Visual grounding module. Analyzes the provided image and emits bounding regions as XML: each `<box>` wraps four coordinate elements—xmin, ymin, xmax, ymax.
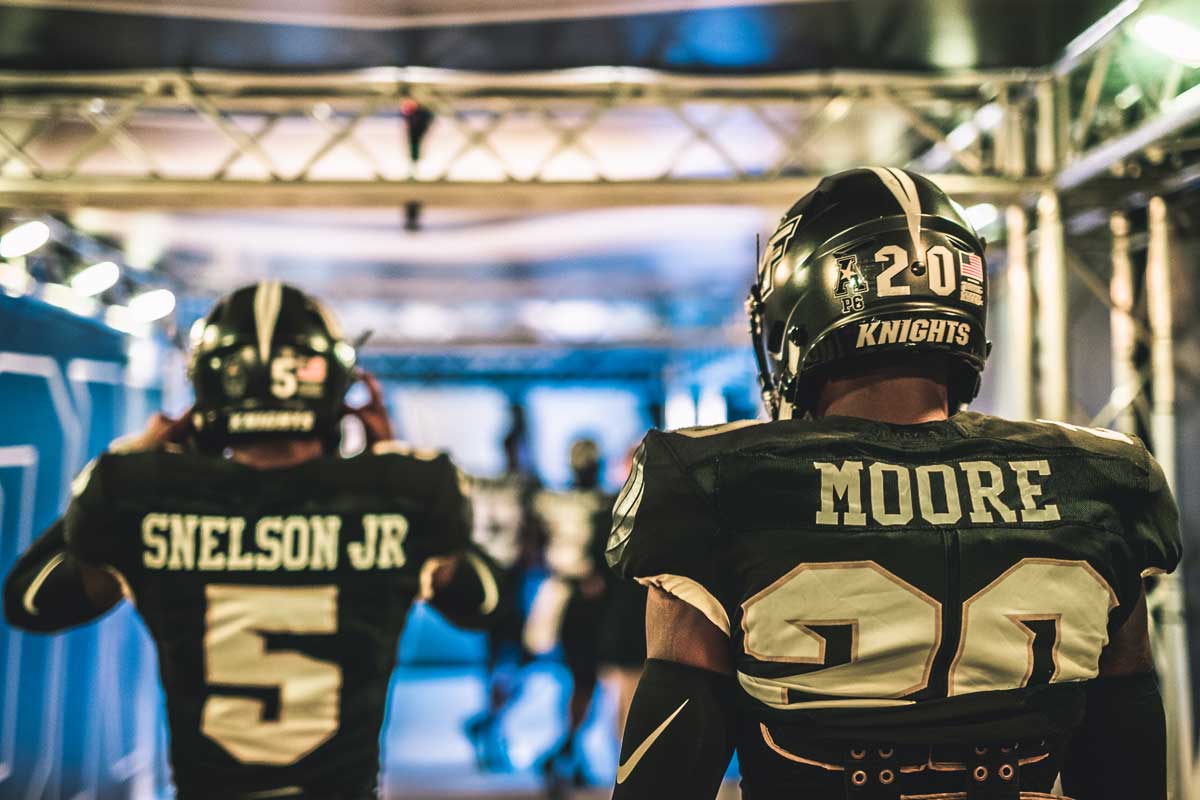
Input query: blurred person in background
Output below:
<box><xmin>607</xmin><ymin>168</ymin><xmax>1179</xmax><ymax>800</ymax></box>
<box><xmin>463</xmin><ymin>405</ymin><xmax>542</xmax><ymax>772</ymax></box>
<box><xmin>4</xmin><ymin>281</ymin><xmax>504</xmax><ymax>800</ymax></box>
<box><xmin>525</xmin><ymin>437</ymin><xmax>613</xmax><ymax>790</ymax></box>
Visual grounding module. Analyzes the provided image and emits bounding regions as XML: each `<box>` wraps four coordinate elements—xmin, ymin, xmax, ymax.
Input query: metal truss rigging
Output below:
<box><xmin>0</xmin><ymin>2</ymin><xmax>1194</xmax><ymax>209</ymax></box>
<box><xmin>0</xmin><ymin>66</ymin><xmax>1038</xmax><ymax>208</ymax></box>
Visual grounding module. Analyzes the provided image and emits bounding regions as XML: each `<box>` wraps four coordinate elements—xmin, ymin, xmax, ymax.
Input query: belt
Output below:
<box><xmin>758</xmin><ymin>723</ymin><xmax>1062</xmax><ymax>800</ymax></box>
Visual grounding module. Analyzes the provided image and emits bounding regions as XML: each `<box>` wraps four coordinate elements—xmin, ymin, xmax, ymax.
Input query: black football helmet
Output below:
<box><xmin>747</xmin><ymin>167</ymin><xmax>990</xmax><ymax>419</ymax></box>
<box><xmin>187</xmin><ymin>281</ymin><xmax>357</xmax><ymax>451</ymax></box>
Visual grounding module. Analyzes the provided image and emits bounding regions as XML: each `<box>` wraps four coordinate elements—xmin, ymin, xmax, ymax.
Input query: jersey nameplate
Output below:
<box><xmin>140</xmin><ymin>513</ymin><xmax>409</xmax><ymax>571</ymax></box>
<box><xmin>813</xmin><ymin>459</ymin><xmax>1060</xmax><ymax>527</ymax></box>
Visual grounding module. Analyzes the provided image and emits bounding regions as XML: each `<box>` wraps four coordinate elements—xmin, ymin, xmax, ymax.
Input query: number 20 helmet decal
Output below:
<box><xmin>188</xmin><ymin>281</ymin><xmax>357</xmax><ymax>450</ymax></box>
<box><xmin>746</xmin><ymin>167</ymin><xmax>991</xmax><ymax>419</ymax></box>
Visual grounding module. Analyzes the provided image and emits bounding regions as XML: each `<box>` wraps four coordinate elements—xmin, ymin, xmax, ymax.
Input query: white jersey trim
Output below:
<box><xmin>739</xmin><ymin>670</ymin><xmax>916</xmax><ymax>710</ymax></box>
<box><xmin>636</xmin><ymin>573</ymin><xmax>730</xmax><ymax>637</ymax></box>
<box><xmin>673</xmin><ymin>419</ymin><xmax>762</xmax><ymax>438</ymax></box>
<box><xmin>465</xmin><ymin>551</ymin><xmax>500</xmax><ymax>616</ymax></box>
<box><xmin>22</xmin><ymin>552</ymin><xmax>65</xmax><ymax>615</ymax></box>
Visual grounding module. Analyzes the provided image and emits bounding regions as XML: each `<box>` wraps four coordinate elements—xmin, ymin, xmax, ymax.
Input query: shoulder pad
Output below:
<box><xmin>963</xmin><ymin>413</ymin><xmax>1145</xmax><ymax>464</ymax></box>
<box><xmin>671</xmin><ymin>419</ymin><xmax>764</xmax><ymax>439</ymax></box>
<box><xmin>1027</xmin><ymin>418</ymin><xmax>1147</xmax><ymax>468</ymax></box>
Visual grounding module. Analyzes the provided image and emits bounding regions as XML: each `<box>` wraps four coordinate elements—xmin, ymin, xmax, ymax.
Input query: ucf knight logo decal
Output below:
<box><xmin>835</xmin><ymin>254</ymin><xmax>868</xmax><ymax>313</ymax></box>
<box><xmin>757</xmin><ymin>215</ymin><xmax>800</xmax><ymax>300</ymax></box>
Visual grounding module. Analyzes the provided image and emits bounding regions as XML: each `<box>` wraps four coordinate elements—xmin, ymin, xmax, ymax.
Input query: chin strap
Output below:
<box><xmin>746</xmin><ymin>285</ymin><xmax>780</xmax><ymax>419</ymax></box>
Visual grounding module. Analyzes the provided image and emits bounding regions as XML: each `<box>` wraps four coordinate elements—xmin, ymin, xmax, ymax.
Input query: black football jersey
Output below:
<box><xmin>64</xmin><ymin>446</ymin><xmax>471</xmax><ymax>798</ymax></box>
<box><xmin>609</xmin><ymin>412</ymin><xmax>1180</xmax><ymax>748</ymax></box>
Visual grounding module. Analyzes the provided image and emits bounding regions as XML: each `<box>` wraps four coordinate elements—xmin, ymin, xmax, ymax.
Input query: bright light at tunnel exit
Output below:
<box><xmin>1133</xmin><ymin>14</ymin><xmax>1200</xmax><ymax>67</ymax></box>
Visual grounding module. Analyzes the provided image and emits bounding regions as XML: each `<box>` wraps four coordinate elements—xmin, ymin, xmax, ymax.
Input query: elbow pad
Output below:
<box><xmin>1062</xmin><ymin>671</ymin><xmax>1165</xmax><ymax>800</ymax></box>
<box><xmin>613</xmin><ymin>658</ymin><xmax>735</xmax><ymax>799</ymax></box>
<box><xmin>3</xmin><ymin>520</ymin><xmax>110</xmax><ymax>633</ymax></box>
<box><xmin>427</xmin><ymin>549</ymin><xmax>502</xmax><ymax>630</ymax></box>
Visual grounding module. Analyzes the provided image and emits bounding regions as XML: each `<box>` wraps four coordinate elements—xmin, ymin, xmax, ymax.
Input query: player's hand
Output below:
<box><xmin>418</xmin><ymin>555</ymin><xmax>459</xmax><ymax>600</ymax></box>
<box><xmin>343</xmin><ymin>371</ymin><xmax>395</xmax><ymax>447</ymax></box>
<box><xmin>108</xmin><ymin>408</ymin><xmax>194</xmax><ymax>454</ymax></box>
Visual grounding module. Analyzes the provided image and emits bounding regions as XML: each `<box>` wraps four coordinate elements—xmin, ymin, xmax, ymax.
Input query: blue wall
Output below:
<box><xmin>0</xmin><ymin>295</ymin><xmax>171</xmax><ymax>800</ymax></box>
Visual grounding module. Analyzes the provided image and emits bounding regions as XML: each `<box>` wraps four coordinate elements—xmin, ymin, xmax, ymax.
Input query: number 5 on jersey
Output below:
<box><xmin>202</xmin><ymin>585</ymin><xmax>341</xmax><ymax>764</ymax></box>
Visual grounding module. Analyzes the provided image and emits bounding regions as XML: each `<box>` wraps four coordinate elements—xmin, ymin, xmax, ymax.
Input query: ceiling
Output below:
<box><xmin>0</xmin><ymin>0</ymin><xmax>1120</xmax><ymax>72</ymax></box>
<box><xmin>3</xmin><ymin>0</ymin><xmax>1192</xmax><ymax>374</ymax></box>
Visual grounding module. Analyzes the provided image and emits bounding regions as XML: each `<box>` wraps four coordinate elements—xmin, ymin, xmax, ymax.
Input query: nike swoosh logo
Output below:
<box><xmin>616</xmin><ymin>699</ymin><xmax>688</xmax><ymax>784</ymax></box>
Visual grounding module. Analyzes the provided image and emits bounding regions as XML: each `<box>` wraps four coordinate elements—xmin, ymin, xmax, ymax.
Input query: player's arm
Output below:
<box><xmin>1062</xmin><ymin>585</ymin><xmax>1165</xmax><ymax>799</ymax></box>
<box><xmin>5</xmin><ymin>411</ymin><xmax>192</xmax><ymax>634</ymax></box>
<box><xmin>421</xmin><ymin>546</ymin><xmax>503</xmax><ymax>630</ymax></box>
<box><xmin>416</xmin><ymin>455</ymin><xmax>505</xmax><ymax>630</ymax></box>
<box><xmin>1063</xmin><ymin>442</ymin><xmax>1183</xmax><ymax>800</ymax></box>
<box><xmin>3</xmin><ymin>518</ymin><xmax>122</xmax><ymax>632</ymax></box>
<box><xmin>607</xmin><ymin>431</ymin><xmax>734</xmax><ymax>798</ymax></box>
<box><xmin>613</xmin><ymin>586</ymin><xmax>735</xmax><ymax>799</ymax></box>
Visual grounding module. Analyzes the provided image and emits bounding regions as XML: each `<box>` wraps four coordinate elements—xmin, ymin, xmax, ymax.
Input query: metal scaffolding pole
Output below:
<box><xmin>1108</xmin><ymin>211</ymin><xmax>1137</xmax><ymax>434</ymax></box>
<box><xmin>1035</xmin><ymin>191</ymin><xmax>1069</xmax><ymax>420</ymax></box>
<box><xmin>1145</xmin><ymin>195</ymin><xmax>1194</xmax><ymax>800</ymax></box>
<box><xmin>1004</xmin><ymin>205</ymin><xmax>1033</xmax><ymax>420</ymax></box>
<box><xmin>1035</xmin><ymin>79</ymin><xmax>1058</xmax><ymax>177</ymax></box>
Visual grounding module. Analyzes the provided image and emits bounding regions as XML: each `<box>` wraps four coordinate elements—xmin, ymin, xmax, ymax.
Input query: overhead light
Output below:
<box><xmin>1133</xmin><ymin>14</ymin><xmax>1200</xmax><ymax>67</ymax></box>
<box><xmin>964</xmin><ymin>203</ymin><xmax>1000</xmax><ymax>230</ymax></box>
<box><xmin>128</xmin><ymin>288</ymin><xmax>176</xmax><ymax>322</ymax></box>
<box><xmin>42</xmin><ymin>283</ymin><xmax>98</xmax><ymax>317</ymax></box>
<box><xmin>0</xmin><ymin>221</ymin><xmax>51</xmax><ymax>259</ymax></box>
<box><xmin>70</xmin><ymin>260</ymin><xmax>120</xmax><ymax>297</ymax></box>
<box><xmin>105</xmin><ymin>304</ymin><xmax>148</xmax><ymax>336</ymax></box>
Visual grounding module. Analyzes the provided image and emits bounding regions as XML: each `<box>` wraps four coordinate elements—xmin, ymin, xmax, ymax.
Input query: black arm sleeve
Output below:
<box><xmin>3</xmin><ymin>519</ymin><xmax>118</xmax><ymax>633</ymax></box>
<box><xmin>612</xmin><ymin>658</ymin><xmax>735</xmax><ymax>800</ymax></box>
<box><xmin>427</xmin><ymin>455</ymin><xmax>473</xmax><ymax>554</ymax></box>
<box><xmin>1061</xmin><ymin>671</ymin><xmax>1166</xmax><ymax>800</ymax></box>
<box><xmin>427</xmin><ymin>545</ymin><xmax>504</xmax><ymax>630</ymax></box>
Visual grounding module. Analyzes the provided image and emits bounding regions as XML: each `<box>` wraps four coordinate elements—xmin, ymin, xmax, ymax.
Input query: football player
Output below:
<box><xmin>463</xmin><ymin>419</ymin><xmax>541</xmax><ymax>772</ymax></box>
<box><xmin>597</xmin><ymin>445</ymin><xmax>648</xmax><ymax>739</ymax></box>
<box><xmin>607</xmin><ymin>168</ymin><xmax>1180</xmax><ymax>800</ymax></box>
<box><xmin>529</xmin><ymin>438</ymin><xmax>614</xmax><ymax>786</ymax></box>
<box><xmin>4</xmin><ymin>282</ymin><xmax>502</xmax><ymax>800</ymax></box>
